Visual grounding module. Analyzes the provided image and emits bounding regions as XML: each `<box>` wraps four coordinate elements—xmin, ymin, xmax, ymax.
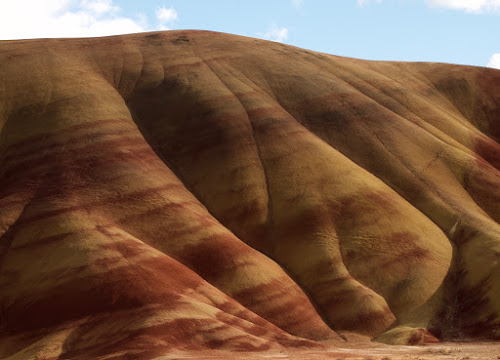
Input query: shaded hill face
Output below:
<box><xmin>0</xmin><ymin>30</ymin><xmax>499</xmax><ymax>359</ymax></box>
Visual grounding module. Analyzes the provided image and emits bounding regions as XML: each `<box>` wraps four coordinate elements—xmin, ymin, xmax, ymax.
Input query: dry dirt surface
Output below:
<box><xmin>133</xmin><ymin>342</ymin><xmax>500</xmax><ymax>359</ymax></box>
<box><xmin>0</xmin><ymin>30</ymin><xmax>500</xmax><ymax>359</ymax></box>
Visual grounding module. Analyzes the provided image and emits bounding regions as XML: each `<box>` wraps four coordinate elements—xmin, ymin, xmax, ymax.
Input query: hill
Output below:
<box><xmin>1</xmin><ymin>30</ymin><xmax>499</xmax><ymax>359</ymax></box>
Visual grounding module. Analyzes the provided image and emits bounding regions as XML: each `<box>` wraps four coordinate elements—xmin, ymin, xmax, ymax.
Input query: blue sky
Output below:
<box><xmin>0</xmin><ymin>0</ymin><xmax>498</xmax><ymax>68</ymax></box>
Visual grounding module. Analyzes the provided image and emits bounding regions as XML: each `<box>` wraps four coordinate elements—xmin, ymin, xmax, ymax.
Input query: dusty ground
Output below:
<box><xmin>156</xmin><ymin>343</ymin><xmax>500</xmax><ymax>360</ymax></box>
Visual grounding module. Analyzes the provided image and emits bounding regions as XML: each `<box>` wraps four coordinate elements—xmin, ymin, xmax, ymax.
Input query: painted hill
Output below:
<box><xmin>0</xmin><ymin>30</ymin><xmax>499</xmax><ymax>359</ymax></box>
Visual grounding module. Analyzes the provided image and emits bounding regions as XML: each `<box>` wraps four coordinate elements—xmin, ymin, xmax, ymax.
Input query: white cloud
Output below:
<box><xmin>81</xmin><ymin>0</ymin><xmax>118</xmax><ymax>15</ymax></box>
<box><xmin>156</xmin><ymin>7</ymin><xmax>178</xmax><ymax>24</ymax></box>
<box><xmin>357</xmin><ymin>0</ymin><xmax>382</xmax><ymax>7</ymax></box>
<box><xmin>155</xmin><ymin>6</ymin><xmax>177</xmax><ymax>30</ymax></box>
<box><xmin>488</xmin><ymin>54</ymin><xmax>500</xmax><ymax>69</ymax></box>
<box><xmin>259</xmin><ymin>26</ymin><xmax>288</xmax><ymax>43</ymax></box>
<box><xmin>292</xmin><ymin>0</ymin><xmax>304</xmax><ymax>9</ymax></box>
<box><xmin>357</xmin><ymin>0</ymin><xmax>500</xmax><ymax>12</ymax></box>
<box><xmin>0</xmin><ymin>0</ymin><xmax>147</xmax><ymax>40</ymax></box>
<box><xmin>425</xmin><ymin>0</ymin><xmax>500</xmax><ymax>12</ymax></box>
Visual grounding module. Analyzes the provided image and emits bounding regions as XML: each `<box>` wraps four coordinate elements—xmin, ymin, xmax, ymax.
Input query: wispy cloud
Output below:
<box><xmin>0</xmin><ymin>0</ymin><xmax>146</xmax><ymax>39</ymax></box>
<box><xmin>156</xmin><ymin>7</ymin><xmax>177</xmax><ymax>24</ymax></box>
<box><xmin>357</xmin><ymin>0</ymin><xmax>382</xmax><ymax>7</ymax></box>
<box><xmin>426</xmin><ymin>0</ymin><xmax>500</xmax><ymax>13</ymax></box>
<box><xmin>292</xmin><ymin>0</ymin><xmax>304</xmax><ymax>9</ymax></box>
<box><xmin>80</xmin><ymin>0</ymin><xmax>118</xmax><ymax>15</ymax></box>
<box><xmin>155</xmin><ymin>6</ymin><xmax>178</xmax><ymax>30</ymax></box>
<box><xmin>259</xmin><ymin>25</ymin><xmax>288</xmax><ymax>43</ymax></box>
<box><xmin>358</xmin><ymin>0</ymin><xmax>500</xmax><ymax>12</ymax></box>
<box><xmin>488</xmin><ymin>54</ymin><xmax>500</xmax><ymax>69</ymax></box>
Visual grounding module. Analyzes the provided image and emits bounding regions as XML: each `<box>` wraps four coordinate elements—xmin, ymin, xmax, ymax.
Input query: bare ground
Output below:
<box><xmin>155</xmin><ymin>343</ymin><xmax>500</xmax><ymax>360</ymax></box>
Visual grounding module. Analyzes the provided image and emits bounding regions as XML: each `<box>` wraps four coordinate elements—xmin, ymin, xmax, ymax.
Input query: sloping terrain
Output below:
<box><xmin>0</xmin><ymin>30</ymin><xmax>499</xmax><ymax>359</ymax></box>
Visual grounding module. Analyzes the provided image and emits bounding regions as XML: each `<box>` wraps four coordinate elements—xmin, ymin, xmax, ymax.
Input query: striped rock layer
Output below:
<box><xmin>0</xmin><ymin>30</ymin><xmax>499</xmax><ymax>359</ymax></box>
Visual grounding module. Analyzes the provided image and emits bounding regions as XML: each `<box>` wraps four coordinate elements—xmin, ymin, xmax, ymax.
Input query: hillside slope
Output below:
<box><xmin>0</xmin><ymin>30</ymin><xmax>499</xmax><ymax>359</ymax></box>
